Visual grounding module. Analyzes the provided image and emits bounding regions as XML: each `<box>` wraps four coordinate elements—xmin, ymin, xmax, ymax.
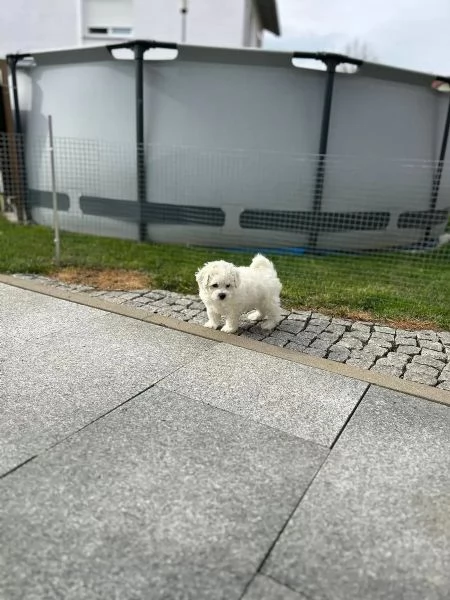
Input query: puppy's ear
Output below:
<box><xmin>195</xmin><ymin>266</ymin><xmax>209</xmax><ymax>288</ymax></box>
<box><xmin>232</xmin><ymin>267</ymin><xmax>240</xmax><ymax>288</ymax></box>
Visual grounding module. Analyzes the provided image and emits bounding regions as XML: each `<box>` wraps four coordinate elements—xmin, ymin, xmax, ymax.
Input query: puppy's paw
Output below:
<box><xmin>260</xmin><ymin>320</ymin><xmax>277</xmax><ymax>331</ymax></box>
<box><xmin>221</xmin><ymin>324</ymin><xmax>238</xmax><ymax>334</ymax></box>
<box><xmin>204</xmin><ymin>320</ymin><xmax>219</xmax><ymax>329</ymax></box>
<box><xmin>247</xmin><ymin>310</ymin><xmax>262</xmax><ymax>321</ymax></box>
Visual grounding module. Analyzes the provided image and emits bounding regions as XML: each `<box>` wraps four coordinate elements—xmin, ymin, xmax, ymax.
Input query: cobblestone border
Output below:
<box><xmin>12</xmin><ymin>274</ymin><xmax>450</xmax><ymax>390</ymax></box>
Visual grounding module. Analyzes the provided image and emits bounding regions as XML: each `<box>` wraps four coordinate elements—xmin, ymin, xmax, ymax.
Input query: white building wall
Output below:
<box><xmin>0</xmin><ymin>0</ymin><xmax>262</xmax><ymax>56</ymax></box>
<box><xmin>133</xmin><ymin>0</ymin><xmax>245</xmax><ymax>47</ymax></box>
<box><xmin>0</xmin><ymin>0</ymin><xmax>80</xmax><ymax>55</ymax></box>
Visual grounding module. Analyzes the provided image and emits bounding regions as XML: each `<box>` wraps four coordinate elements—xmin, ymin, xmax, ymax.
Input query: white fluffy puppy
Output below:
<box><xmin>195</xmin><ymin>254</ymin><xmax>282</xmax><ymax>334</ymax></box>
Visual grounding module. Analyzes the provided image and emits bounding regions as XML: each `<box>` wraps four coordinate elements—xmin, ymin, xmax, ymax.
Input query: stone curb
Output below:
<box><xmin>2</xmin><ymin>273</ymin><xmax>450</xmax><ymax>409</ymax></box>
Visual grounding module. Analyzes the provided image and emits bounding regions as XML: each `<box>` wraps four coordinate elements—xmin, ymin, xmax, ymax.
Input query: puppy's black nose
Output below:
<box><xmin>218</xmin><ymin>293</ymin><xmax>226</xmax><ymax>300</ymax></box>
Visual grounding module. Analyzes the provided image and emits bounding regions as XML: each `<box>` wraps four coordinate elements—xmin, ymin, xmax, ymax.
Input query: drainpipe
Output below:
<box><xmin>6</xmin><ymin>52</ymin><xmax>32</xmax><ymax>222</ymax></box>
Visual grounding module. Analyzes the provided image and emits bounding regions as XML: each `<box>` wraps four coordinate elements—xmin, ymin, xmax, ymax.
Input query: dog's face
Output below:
<box><xmin>195</xmin><ymin>261</ymin><xmax>240</xmax><ymax>304</ymax></box>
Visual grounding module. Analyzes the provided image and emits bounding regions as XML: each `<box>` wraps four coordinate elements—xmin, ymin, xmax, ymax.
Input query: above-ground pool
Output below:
<box><xmin>11</xmin><ymin>42</ymin><xmax>450</xmax><ymax>251</ymax></box>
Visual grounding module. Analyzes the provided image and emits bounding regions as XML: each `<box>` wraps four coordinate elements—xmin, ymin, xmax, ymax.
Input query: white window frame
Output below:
<box><xmin>81</xmin><ymin>0</ymin><xmax>134</xmax><ymax>40</ymax></box>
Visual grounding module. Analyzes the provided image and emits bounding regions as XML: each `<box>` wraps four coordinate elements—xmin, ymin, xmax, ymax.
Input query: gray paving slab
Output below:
<box><xmin>0</xmin><ymin>282</ymin><xmax>107</xmax><ymax>348</ymax></box>
<box><xmin>263</xmin><ymin>386</ymin><xmax>450</xmax><ymax>600</ymax></box>
<box><xmin>1</xmin><ymin>290</ymin><xmax>216</xmax><ymax>475</ymax></box>
<box><xmin>0</xmin><ymin>386</ymin><xmax>327</xmax><ymax>600</ymax></box>
<box><xmin>160</xmin><ymin>343</ymin><xmax>368</xmax><ymax>447</ymax></box>
<box><xmin>242</xmin><ymin>575</ymin><xmax>307</xmax><ymax>599</ymax></box>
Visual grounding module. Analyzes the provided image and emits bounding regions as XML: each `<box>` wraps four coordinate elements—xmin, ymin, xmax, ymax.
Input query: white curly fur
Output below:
<box><xmin>195</xmin><ymin>254</ymin><xmax>282</xmax><ymax>334</ymax></box>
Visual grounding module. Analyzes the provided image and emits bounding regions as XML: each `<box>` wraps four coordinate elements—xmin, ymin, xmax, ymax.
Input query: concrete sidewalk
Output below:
<box><xmin>1</xmin><ymin>281</ymin><xmax>449</xmax><ymax>600</ymax></box>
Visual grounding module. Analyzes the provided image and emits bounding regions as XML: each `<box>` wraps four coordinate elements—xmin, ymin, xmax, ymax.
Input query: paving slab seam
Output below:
<box><xmin>2</xmin><ymin>274</ymin><xmax>450</xmax><ymax>409</ymax></box>
<box><xmin>240</xmin><ymin>447</ymin><xmax>330</xmax><ymax>599</ymax></box>
<box><xmin>0</xmin><ymin>384</ymin><xmax>156</xmax><ymax>481</ymax></box>
<box><xmin>1</xmin><ymin>348</ymin><xmax>226</xmax><ymax>480</ymax></box>
<box><xmin>260</xmin><ymin>574</ymin><xmax>313</xmax><ymax>600</ymax></box>
<box><xmin>329</xmin><ymin>384</ymin><xmax>371</xmax><ymax>450</ymax></box>
<box><xmin>0</xmin><ymin>455</ymin><xmax>37</xmax><ymax>481</ymax></box>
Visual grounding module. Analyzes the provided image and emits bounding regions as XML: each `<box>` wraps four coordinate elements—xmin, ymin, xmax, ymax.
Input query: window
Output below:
<box><xmin>83</xmin><ymin>0</ymin><xmax>133</xmax><ymax>38</ymax></box>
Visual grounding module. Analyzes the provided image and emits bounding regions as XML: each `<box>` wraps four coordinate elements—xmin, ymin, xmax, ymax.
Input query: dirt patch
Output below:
<box><xmin>313</xmin><ymin>307</ymin><xmax>438</xmax><ymax>331</ymax></box>
<box><xmin>51</xmin><ymin>267</ymin><xmax>152</xmax><ymax>291</ymax></box>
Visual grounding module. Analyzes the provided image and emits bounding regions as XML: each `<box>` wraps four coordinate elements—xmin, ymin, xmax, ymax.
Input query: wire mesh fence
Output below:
<box><xmin>1</xmin><ymin>132</ymin><xmax>449</xmax><ymax>325</ymax></box>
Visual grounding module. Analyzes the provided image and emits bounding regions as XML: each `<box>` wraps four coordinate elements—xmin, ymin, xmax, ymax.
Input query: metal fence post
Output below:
<box><xmin>426</xmin><ymin>83</ymin><xmax>450</xmax><ymax>243</ymax></box>
<box><xmin>293</xmin><ymin>52</ymin><xmax>362</xmax><ymax>250</ymax></box>
<box><xmin>48</xmin><ymin>115</ymin><xmax>60</xmax><ymax>265</ymax></box>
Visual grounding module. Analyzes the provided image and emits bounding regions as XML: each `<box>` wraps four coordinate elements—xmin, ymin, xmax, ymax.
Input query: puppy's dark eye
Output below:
<box><xmin>226</xmin><ymin>284</ymin><xmax>230</xmax><ymax>288</ymax></box>
<box><xmin>212</xmin><ymin>283</ymin><xmax>218</xmax><ymax>288</ymax></box>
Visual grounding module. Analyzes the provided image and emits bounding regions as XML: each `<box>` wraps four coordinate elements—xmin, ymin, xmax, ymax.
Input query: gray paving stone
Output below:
<box><xmin>287</xmin><ymin>311</ymin><xmax>311</xmax><ymax>321</ymax></box>
<box><xmin>302</xmin><ymin>347</ymin><xmax>327</xmax><ymax>358</ymax></box>
<box><xmin>396</xmin><ymin>345</ymin><xmax>420</xmax><ymax>355</ymax></box>
<box><xmin>439</xmin><ymin>331</ymin><xmax>450</xmax><ymax>345</ymax></box>
<box><xmin>294</xmin><ymin>332</ymin><xmax>316</xmax><ymax>346</ymax></box>
<box><xmin>179</xmin><ymin>308</ymin><xmax>201</xmax><ymax>320</ymax></box>
<box><xmin>405</xmin><ymin>363</ymin><xmax>439</xmax><ymax>376</ymax></box>
<box><xmin>327</xmin><ymin>350</ymin><xmax>350</xmax><ymax>363</ymax></box>
<box><xmin>335</xmin><ymin>336</ymin><xmax>364</xmax><ymax>350</ymax></box>
<box><xmin>0</xmin><ymin>387</ymin><xmax>327</xmax><ymax>600</ymax></box>
<box><xmin>418</xmin><ymin>340</ymin><xmax>443</xmax><ymax>352</ymax></box>
<box><xmin>265</xmin><ymin>337</ymin><xmax>289</xmax><ymax>347</ymax></box>
<box><xmin>171</xmin><ymin>297</ymin><xmax>192</xmax><ymax>307</ymax></box>
<box><xmin>89</xmin><ymin>290</ymin><xmax>109</xmax><ymax>297</ymax></box>
<box><xmin>395</xmin><ymin>336</ymin><xmax>418</xmax><ymax>347</ymax></box>
<box><xmin>325</xmin><ymin>324</ymin><xmax>346</xmax><ymax>336</ymax></box>
<box><xmin>416</xmin><ymin>330</ymin><xmax>438</xmax><ymax>341</ymax></box>
<box><xmin>277</xmin><ymin>320</ymin><xmax>307</xmax><ymax>335</ymax></box>
<box><xmin>161</xmin><ymin>344</ymin><xmax>367</xmax><ymax>447</ymax></box>
<box><xmin>311</xmin><ymin>313</ymin><xmax>331</xmax><ymax>321</ymax></box>
<box><xmin>411</xmin><ymin>354</ymin><xmax>447</xmax><ymax>370</ymax></box>
<box><xmin>0</xmin><ymin>283</ymin><xmax>107</xmax><ymax>348</ymax></box>
<box><xmin>242</xmin><ymin>575</ymin><xmax>307</xmax><ymax>599</ymax></box>
<box><xmin>331</xmin><ymin>318</ymin><xmax>352</xmax><ymax>328</ymax></box>
<box><xmin>373</xmin><ymin>325</ymin><xmax>396</xmax><ymax>334</ymax></box>
<box><xmin>370</xmin><ymin>365</ymin><xmax>403</xmax><ymax>377</ymax></box>
<box><xmin>359</xmin><ymin>345</ymin><xmax>387</xmax><ymax>359</ymax></box>
<box><xmin>438</xmin><ymin>365</ymin><xmax>450</xmax><ymax>380</ymax></box>
<box><xmin>285</xmin><ymin>341</ymin><xmax>308</xmax><ymax>352</ymax></box>
<box><xmin>437</xmin><ymin>381</ymin><xmax>450</xmax><ymax>390</ymax></box>
<box><xmin>264</xmin><ymin>386</ymin><xmax>450</xmax><ymax>600</ymax></box>
<box><xmin>371</xmin><ymin>332</ymin><xmax>395</xmax><ymax>342</ymax></box>
<box><xmin>329</xmin><ymin>345</ymin><xmax>351</xmax><ymax>360</ymax></box>
<box><xmin>351</xmin><ymin>322</ymin><xmax>372</xmax><ymax>332</ymax></box>
<box><xmin>304</xmin><ymin>324</ymin><xmax>328</xmax><ymax>336</ymax></box>
<box><xmin>346</xmin><ymin>357</ymin><xmax>375</xmax><ymax>369</ymax></box>
<box><xmin>349</xmin><ymin>329</ymin><xmax>371</xmax><ymax>342</ymax></box>
<box><xmin>421</xmin><ymin>349</ymin><xmax>447</xmax><ymax>361</ymax></box>
<box><xmin>143</xmin><ymin>291</ymin><xmax>165</xmax><ymax>300</ymax></box>
<box><xmin>309</xmin><ymin>339</ymin><xmax>333</xmax><ymax>351</ymax></box>
<box><xmin>309</xmin><ymin>317</ymin><xmax>330</xmax><ymax>327</ymax></box>
<box><xmin>189</xmin><ymin>301</ymin><xmax>205</xmax><ymax>310</ymax></box>
<box><xmin>403</xmin><ymin>371</ymin><xmax>438</xmax><ymax>386</ymax></box>
<box><xmin>127</xmin><ymin>297</ymin><xmax>153</xmax><ymax>306</ymax></box>
<box><xmin>317</xmin><ymin>331</ymin><xmax>341</xmax><ymax>345</ymax></box>
<box><xmin>266</xmin><ymin>330</ymin><xmax>295</xmax><ymax>343</ymax></box>
<box><xmin>240</xmin><ymin>330</ymin><xmax>266</xmax><ymax>341</ymax></box>
<box><xmin>1</xmin><ymin>306</ymin><xmax>216</xmax><ymax>476</ymax></box>
<box><xmin>367</xmin><ymin>337</ymin><xmax>393</xmax><ymax>349</ymax></box>
<box><xmin>395</xmin><ymin>330</ymin><xmax>417</xmax><ymax>338</ymax></box>
<box><xmin>375</xmin><ymin>353</ymin><xmax>409</xmax><ymax>367</ymax></box>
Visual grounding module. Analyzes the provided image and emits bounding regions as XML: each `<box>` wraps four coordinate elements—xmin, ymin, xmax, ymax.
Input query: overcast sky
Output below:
<box><xmin>264</xmin><ymin>0</ymin><xmax>450</xmax><ymax>75</ymax></box>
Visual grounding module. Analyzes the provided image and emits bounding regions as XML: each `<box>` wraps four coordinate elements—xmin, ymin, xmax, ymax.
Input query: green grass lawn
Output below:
<box><xmin>1</xmin><ymin>216</ymin><xmax>450</xmax><ymax>329</ymax></box>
